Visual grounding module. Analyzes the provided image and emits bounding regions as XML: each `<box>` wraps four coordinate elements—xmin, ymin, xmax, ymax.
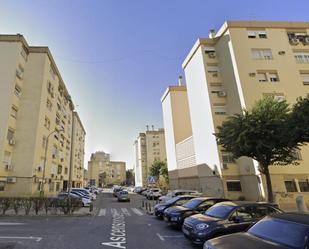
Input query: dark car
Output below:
<box><xmin>154</xmin><ymin>195</ymin><xmax>198</xmax><ymax>218</ymax></box>
<box><xmin>204</xmin><ymin>213</ymin><xmax>309</xmax><ymax>249</ymax></box>
<box><xmin>163</xmin><ymin>197</ymin><xmax>228</xmax><ymax>227</ymax></box>
<box><xmin>182</xmin><ymin>201</ymin><xmax>282</xmax><ymax>245</ymax></box>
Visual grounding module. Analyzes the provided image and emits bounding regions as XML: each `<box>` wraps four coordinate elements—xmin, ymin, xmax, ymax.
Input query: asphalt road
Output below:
<box><xmin>0</xmin><ymin>192</ymin><xmax>196</xmax><ymax>249</ymax></box>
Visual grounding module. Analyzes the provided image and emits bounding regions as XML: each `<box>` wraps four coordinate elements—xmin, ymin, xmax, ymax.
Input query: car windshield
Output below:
<box><xmin>249</xmin><ymin>218</ymin><xmax>309</xmax><ymax>248</ymax></box>
<box><xmin>166</xmin><ymin>193</ymin><xmax>174</xmax><ymax>198</ymax></box>
<box><xmin>182</xmin><ymin>199</ymin><xmax>203</xmax><ymax>209</ymax></box>
<box><xmin>120</xmin><ymin>191</ymin><xmax>128</xmax><ymax>195</ymax></box>
<box><xmin>165</xmin><ymin>196</ymin><xmax>181</xmax><ymax>205</ymax></box>
<box><xmin>204</xmin><ymin>205</ymin><xmax>235</xmax><ymax>219</ymax></box>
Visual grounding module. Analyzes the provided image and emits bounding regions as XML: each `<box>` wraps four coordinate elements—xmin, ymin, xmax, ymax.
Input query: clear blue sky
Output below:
<box><xmin>1</xmin><ymin>0</ymin><xmax>309</xmax><ymax>169</ymax></box>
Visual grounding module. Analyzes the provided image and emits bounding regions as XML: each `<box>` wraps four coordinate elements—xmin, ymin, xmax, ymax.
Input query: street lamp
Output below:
<box><xmin>40</xmin><ymin>127</ymin><xmax>64</xmax><ymax>197</ymax></box>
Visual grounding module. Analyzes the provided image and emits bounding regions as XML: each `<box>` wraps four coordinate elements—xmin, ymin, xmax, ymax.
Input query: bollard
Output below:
<box><xmin>296</xmin><ymin>196</ymin><xmax>308</xmax><ymax>212</ymax></box>
<box><xmin>142</xmin><ymin>200</ymin><xmax>144</xmax><ymax>208</ymax></box>
<box><xmin>145</xmin><ymin>202</ymin><xmax>148</xmax><ymax>212</ymax></box>
<box><xmin>89</xmin><ymin>203</ymin><xmax>93</xmax><ymax>213</ymax></box>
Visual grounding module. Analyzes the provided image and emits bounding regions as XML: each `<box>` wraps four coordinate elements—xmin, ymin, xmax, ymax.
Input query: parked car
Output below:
<box><xmin>58</xmin><ymin>192</ymin><xmax>91</xmax><ymax>207</ymax></box>
<box><xmin>182</xmin><ymin>201</ymin><xmax>282</xmax><ymax>245</ymax></box>
<box><xmin>204</xmin><ymin>212</ymin><xmax>309</xmax><ymax>249</ymax></box>
<box><xmin>159</xmin><ymin>189</ymin><xmax>202</xmax><ymax>203</ymax></box>
<box><xmin>113</xmin><ymin>186</ymin><xmax>123</xmax><ymax>197</ymax></box>
<box><xmin>147</xmin><ymin>188</ymin><xmax>162</xmax><ymax>200</ymax></box>
<box><xmin>71</xmin><ymin>188</ymin><xmax>96</xmax><ymax>200</ymax></box>
<box><xmin>142</xmin><ymin>189</ymin><xmax>150</xmax><ymax>197</ymax></box>
<box><xmin>163</xmin><ymin>197</ymin><xmax>228</xmax><ymax>227</ymax></box>
<box><xmin>154</xmin><ymin>195</ymin><xmax>198</xmax><ymax>218</ymax></box>
<box><xmin>117</xmin><ymin>190</ymin><xmax>130</xmax><ymax>202</ymax></box>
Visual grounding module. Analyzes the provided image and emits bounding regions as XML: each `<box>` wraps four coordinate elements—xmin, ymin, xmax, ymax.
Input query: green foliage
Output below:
<box><xmin>215</xmin><ymin>96</ymin><xmax>308</xmax><ymax>201</ymax></box>
<box><xmin>126</xmin><ymin>169</ymin><xmax>135</xmax><ymax>185</ymax></box>
<box><xmin>149</xmin><ymin>160</ymin><xmax>168</xmax><ymax>179</ymax></box>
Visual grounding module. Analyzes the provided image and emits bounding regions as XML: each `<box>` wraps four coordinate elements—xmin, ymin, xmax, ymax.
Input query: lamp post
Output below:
<box><xmin>40</xmin><ymin>128</ymin><xmax>64</xmax><ymax>197</ymax></box>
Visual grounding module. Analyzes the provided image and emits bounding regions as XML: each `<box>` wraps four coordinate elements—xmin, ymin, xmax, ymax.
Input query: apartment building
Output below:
<box><xmin>88</xmin><ymin>151</ymin><xmax>126</xmax><ymax>187</ymax></box>
<box><xmin>0</xmin><ymin>34</ymin><xmax>85</xmax><ymax>196</ymax></box>
<box><xmin>133</xmin><ymin>127</ymin><xmax>166</xmax><ymax>187</ymax></box>
<box><xmin>161</xmin><ymin>21</ymin><xmax>309</xmax><ymax>209</ymax></box>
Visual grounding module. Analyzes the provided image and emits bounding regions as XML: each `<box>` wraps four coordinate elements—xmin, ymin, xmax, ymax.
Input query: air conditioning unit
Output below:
<box><xmin>290</xmin><ymin>38</ymin><xmax>299</xmax><ymax>45</ymax></box>
<box><xmin>208</xmin><ymin>52</ymin><xmax>216</xmax><ymax>58</ymax></box>
<box><xmin>218</xmin><ymin>91</ymin><xmax>227</xmax><ymax>97</ymax></box>
<box><xmin>7</xmin><ymin>177</ymin><xmax>17</xmax><ymax>183</ymax></box>
<box><xmin>9</xmin><ymin>139</ymin><xmax>15</xmax><ymax>145</ymax></box>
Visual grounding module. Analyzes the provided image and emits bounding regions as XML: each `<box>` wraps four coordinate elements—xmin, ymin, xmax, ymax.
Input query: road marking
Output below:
<box><xmin>121</xmin><ymin>208</ymin><xmax>131</xmax><ymax>216</ymax></box>
<box><xmin>0</xmin><ymin>236</ymin><xmax>42</xmax><ymax>242</ymax></box>
<box><xmin>131</xmin><ymin>208</ymin><xmax>143</xmax><ymax>216</ymax></box>
<box><xmin>98</xmin><ymin>208</ymin><xmax>106</xmax><ymax>216</ymax></box>
<box><xmin>111</xmin><ymin>208</ymin><xmax>119</xmax><ymax>216</ymax></box>
<box><xmin>0</xmin><ymin>222</ymin><xmax>25</xmax><ymax>225</ymax></box>
<box><xmin>156</xmin><ymin>233</ymin><xmax>165</xmax><ymax>241</ymax></box>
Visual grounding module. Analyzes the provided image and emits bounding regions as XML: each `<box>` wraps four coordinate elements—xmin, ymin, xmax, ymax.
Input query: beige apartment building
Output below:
<box><xmin>133</xmin><ymin>127</ymin><xmax>167</xmax><ymax>187</ymax></box>
<box><xmin>162</xmin><ymin>21</ymin><xmax>309</xmax><ymax>209</ymax></box>
<box><xmin>0</xmin><ymin>34</ymin><xmax>85</xmax><ymax>196</ymax></box>
<box><xmin>88</xmin><ymin>151</ymin><xmax>126</xmax><ymax>187</ymax></box>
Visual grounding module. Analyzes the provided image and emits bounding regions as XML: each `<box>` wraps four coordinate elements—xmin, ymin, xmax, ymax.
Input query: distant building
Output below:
<box><xmin>0</xmin><ymin>34</ymin><xmax>85</xmax><ymax>196</ymax></box>
<box><xmin>133</xmin><ymin>127</ymin><xmax>166</xmax><ymax>187</ymax></box>
<box><xmin>88</xmin><ymin>151</ymin><xmax>126</xmax><ymax>187</ymax></box>
<box><xmin>161</xmin><ymin>21</ymin><xmax>309</xmax><ymax>209</ymax></box>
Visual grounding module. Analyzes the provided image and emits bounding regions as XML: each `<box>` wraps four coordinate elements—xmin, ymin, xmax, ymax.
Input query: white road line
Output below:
<box><xmin>98</xmin><ymin>208</ymin><xmax>106</xmax><ymax>216</ymax></box>
<box><xmin>156</xmin><ymin>233</ymin><xmax>165</xmax><ymax>241</ymax></box>
<box><xmin>0</xmin><ymin>222</ymin><xmax>25</xmax><ymax>226</ymax></box>
<box><xmin>0</xmin><ymin>236</ymin><xmax>42</xmax><ymax>242</ymax></box>
<box><xmin>131</xmin><ymin>208</ymin><xmax>143</xmax><ymax>216</ymax></box>
<box><xmin>121</xmin><ymin>208</ymin><xmax>131</xmax><ymax>216</ymax></box>
<box><xmin>111</xmin><ymin>208</ymin><xmax>119</xmax><ymax>215</ymax></box>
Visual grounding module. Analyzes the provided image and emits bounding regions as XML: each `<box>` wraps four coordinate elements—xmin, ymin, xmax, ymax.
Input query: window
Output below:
<box><xmin>294</xmin><ymin>52</ymin><xmax>309</xmax><ymax>63</ymax></box>
<box><xmin>214</xmin><ymin>105</ymin><xmax>227</xmax><ymax>115</ymax></box>
<box><xmin>257</xmin><ymin>72</ymin><xmax>267</xmax><ymax>82</ymax></box>
<box><xmin>3</xmin><ymin>151</ymin><xmax>12</xmax><ymax>164</ymax></box>
<box><xmin>46</xmin><ymin>99</ymin><xmax>52</xmax><ymax>111</ymax></box>
<box><xmin>247</xmin><ymin>30</ymin><xmax>267</xmax><ymax>39</ymax></box>
<box><xmin>251</xmin><ymin>49</ymin><xmax>273</xmax><ymax>60</ymax></box>
<box><xmin>57</xmin><ymin>165</ymin><xmax>62</xmax><ymax>174</ymax></box>
<box><xmin>284</xmin><ymin>180</ymin><xmax>297</xmax><ymax>192</ymax></box>
<box><xmin>226</xmin><ymin>180</ymin><xmax>242</xmax><ymax>191</ymax></box>
<box><xmin>21</xmin><ymin>48</ymin><xmax>28</xmax><ymax>61</ymax></box>
<box><xmin>221</xmin><ymin>153</ymin><xmax>235</xmax><ymax>163</ymax></box>
<box><xmin>232</xmin><ymin>207</ymin><xmax>254</xmax><ymax>222</ymax></box>
<box><xmin>299</xmin><ymin>180</ymin><xmax>309</xmax><ymax>192</ymax></box>
<box><xmin>300</xmin><ymin>72</ymin><xmax>309</xmax><ymax>85</ymax></box>
<box><xmin>44</xmin><ymin>116</ymin><xmax>50</xmax><ymax>130</ymax></box>
<box><xmin>253</xmin><ymin>206</ymin><xmax>279</xmax><ymax>218</ymax></box>
<box><xmin>49</xmin><ymin>182</ymin><xmax>55</xmax><ymax>192</ymax></box>
<box><xmin>269</xmin><ymin>72</ymin><xmax>279</xmax><ymax>82</ymax></box>
<box><xmin>7</xmin><ymin>129</ymin><xmax>15</xmax><ymax>141</ymax></box>
<box><xmin>263</xmin><ymin>93</ymin><xmax>285</xmax><ymax>102</ymax></box>
<box><xmin>207</xmin><ymin>65</ymin><xmax>219</xmax><ymax>73</ymax></box>
<box><xmin>11</xmin><ymin>106</ymin><xmax>18</xmax><ymax>119</ymax></box>
<box><xmin>56</xmin><ymin>182</ymin><xmax>60</xmax><ymax>191</ymax></box>
<box><xmin>0</xmin><ymin>182</ymin><xmax>5</xmax><ymax>191</ymax></box>
<box><xmin>257</xmin><ymin>71</ymin><xmax>279</xmax><ymax>82</ymax></box>
<box><xmin>16</xmin><ymin>65</ymin><xmax>24</xmax><ymax>79</ymax></box>
<box><xmin>47</xmin><ymin>81</ymin><xmax>54</xmax><ymax>96</ymax></box>
<box><xmin>52</xmin><ymin>146</ymin><xmax>58</xmax><ymax>158</ymax></box>
<box><xmin>14</xmin><ymin>84</ymin><xmax>22</xmax><ymax>97</ymax></box>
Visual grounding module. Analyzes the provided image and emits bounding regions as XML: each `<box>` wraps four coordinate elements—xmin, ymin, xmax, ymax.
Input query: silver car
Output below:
<box><xmin>117</xmin><ymin>190</ymin><xmax>130</xmax><ymax>202</ymax></box>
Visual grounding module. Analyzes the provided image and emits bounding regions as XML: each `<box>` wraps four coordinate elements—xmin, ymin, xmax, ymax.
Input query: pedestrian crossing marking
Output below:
<box><xmin>131</xmin><ymin>208</ymin><xmax>143</xmax><ymax>216</ymax></box>
<box><xmin>98</xmin><ymin>208</ymin><xmax>106</xmax><ymax>216</ymax></box>
<box><xmin>121</xmin><ymin>208</ymin><xmax>131</xmax><ymax>216</ymax></box>
<box><xmin>97</xmin><ymin>208</ymin><xmax>143</xmax><ymax>217</ymax></box>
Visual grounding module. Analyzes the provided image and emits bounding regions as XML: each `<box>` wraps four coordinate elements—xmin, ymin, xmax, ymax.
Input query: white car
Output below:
<box><xmin>147</xmin><ymin>188</ymin><xmax>162</xmax><ymax>200</ymax></box>
<box><xmin>71</xmin><ymin>188</ymin><xmax>96</xmax><ymax>201</ymax></box>
<box><xmin>159</xmin><ymin>190</ymin><xmax>202</xmax><ymax>203</ymax></box>
<box><xmin>70</xmin><ymin>193</ymin><xmax>92</xmax><ymax>207</ymax></box>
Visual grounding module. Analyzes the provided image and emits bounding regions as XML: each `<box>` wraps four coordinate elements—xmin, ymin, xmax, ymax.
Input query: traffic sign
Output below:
<box><xmin>147</xmin><ymin>176</ymin><xmax>157</xmax><ymax>184</ymax></box>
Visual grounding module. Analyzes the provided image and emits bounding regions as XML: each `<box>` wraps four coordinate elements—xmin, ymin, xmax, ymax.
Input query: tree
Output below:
<box><xmin>215</xmin><ymin>97</ymin><xmax>305</xmax><ymax>202</ymax></box>
<box><xmin>126</xmin><ymin>169</ymin><xmax>135</xmax><ymax>185</ymax></box>
<box><xmin>149</xmin><ymin>160</ymin><xmax>168</xmax><ymax>180</ymax></box>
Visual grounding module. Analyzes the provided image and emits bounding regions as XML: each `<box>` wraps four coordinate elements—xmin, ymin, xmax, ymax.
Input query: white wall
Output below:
<box><xmin>184</xmin><ymin>47</ymin><xmax>221</xmax><ymax>173</ymax></box>
<box><xmin>161</xmin><ymin>93</ymin><xmax>178</xmax><ymax>171</ymax></box>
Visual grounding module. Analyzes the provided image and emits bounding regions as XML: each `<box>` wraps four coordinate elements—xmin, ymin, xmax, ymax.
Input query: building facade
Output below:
<box><xmin>161</xmin><ymin>21</ymin><xmax>309</xmax><ymax>209</ymax></box>
<box><xmin>133</xmin><ymin>127</ymin><xmax>167</xmax><ymax>187</ymax></box>
<box><xmin>88</xmin><ymin>151</ymin><xmax>126</xmax><ymax>187</ymax></box>
<box><xmin>0</xmin><ymin>34</ymin><xmax>85</xmax><ymax>196</ymax></box>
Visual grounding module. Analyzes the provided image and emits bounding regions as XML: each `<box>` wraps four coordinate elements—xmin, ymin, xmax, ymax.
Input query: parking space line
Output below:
<box><xmin>0</xmin><ymin>222</ymin><xmax>25</xmax><ymax>225</ymax></box>
<box><xmin>121</xmin><ymin>208</ymin><xmax>131</xmax><ymax>216</ymax></box>
<box><xmin>156</xmin><ymin>233</ymin><xmax>165</xmax><ymax>241</ymax></box>
<box><xmin>111</xmin><ymin>208</ymin><xmax>119</xmax><ymax>215</ymax></box>
<box><xmin>131</xmin><ymin>208</ymin><xmax>143</xmax><ymax>216</ymax></box>
<box><xmin>0</xmin><ymin>236</ymin><xmax>42</xmax><ymax>242</ymax></box>
<box><xmin>98</xmin><ymin>208</ymin><xmax>106</xmax><ymax>216</ymax></box>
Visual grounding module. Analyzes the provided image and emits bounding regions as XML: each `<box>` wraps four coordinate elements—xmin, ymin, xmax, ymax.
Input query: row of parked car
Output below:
<box><xmin>135</xmin><ymin>187</ymin><xmax>202</xmax><ymax>200</ymax></box>
<box><xmin>152</xmin><ymin>190</ymin><xmax>309</xmax><ymax>248</ymax></box>
<box><xmin>57</xmin><ymin>187</ymin><xmax>100</xmax><ymax>207</ymax></box>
